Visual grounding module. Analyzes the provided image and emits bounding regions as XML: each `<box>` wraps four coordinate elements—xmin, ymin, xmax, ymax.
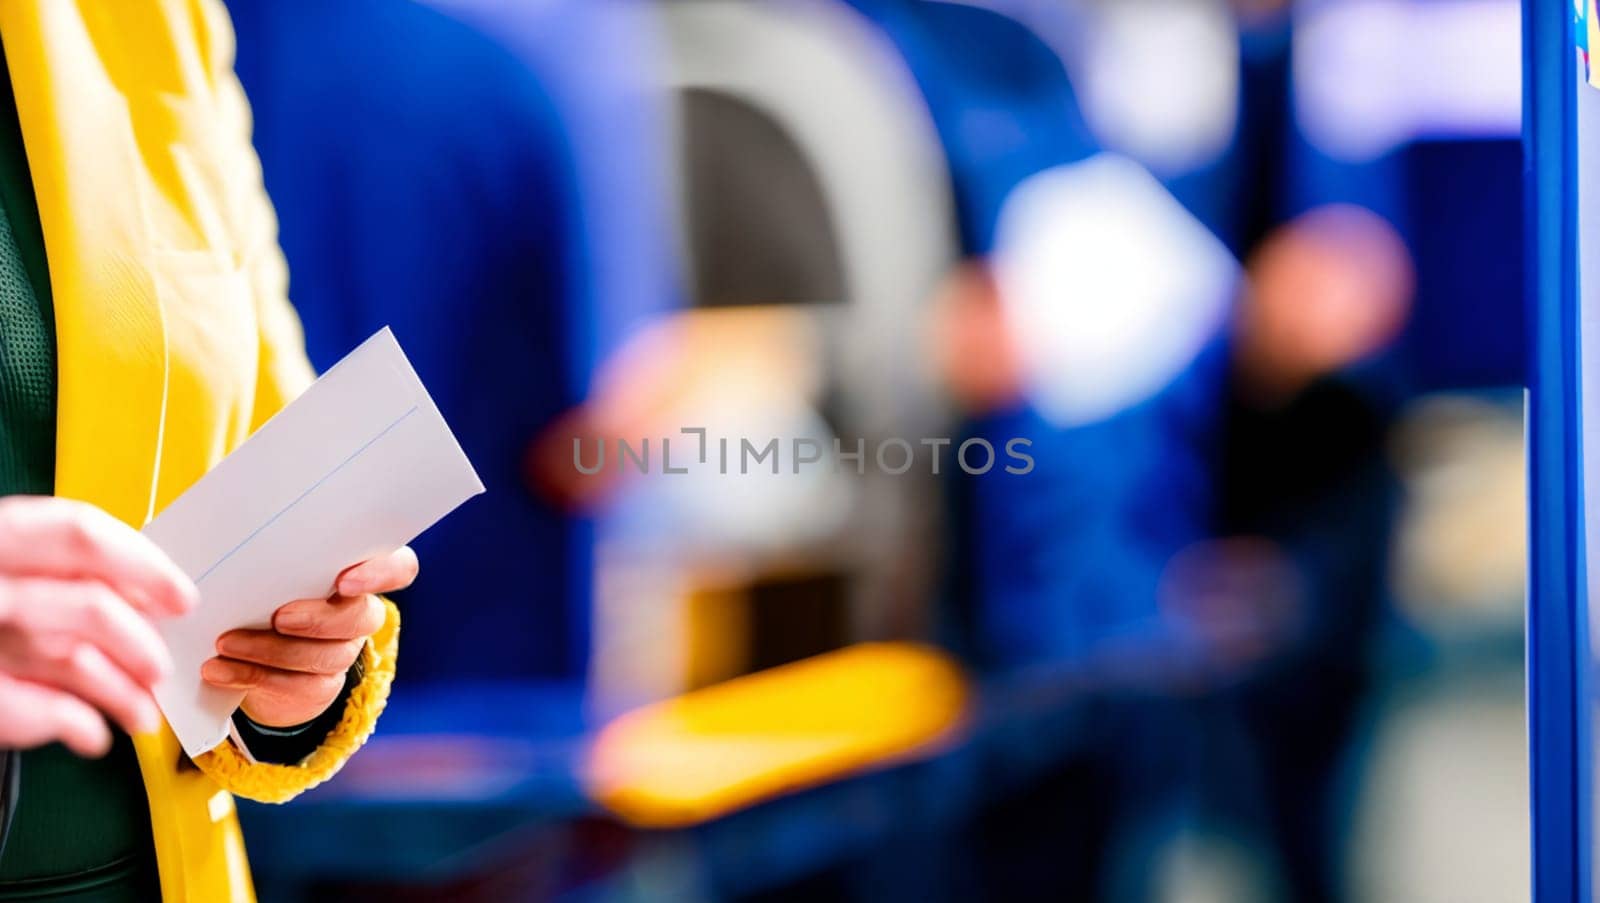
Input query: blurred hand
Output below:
<box><xmin>203</xmin><ymin>548</ymin><xmax>415</xmax><ymax>728</ymax></box>
<box><xmin>1161</xmin><ymin>536</ymin><xmax>1304</xmax><ymax>675</ymax></box>
<box><xmin>0</xmin><ymin>496</ymin><xmax>197</xmax><ymax>757</ymax></box>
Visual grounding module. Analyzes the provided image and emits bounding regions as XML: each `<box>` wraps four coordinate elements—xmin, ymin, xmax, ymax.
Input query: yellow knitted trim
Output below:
<box><xmin>193</xmin><ymin>598</ymin><xmax>400</xmax><ymax>804</ymax></box>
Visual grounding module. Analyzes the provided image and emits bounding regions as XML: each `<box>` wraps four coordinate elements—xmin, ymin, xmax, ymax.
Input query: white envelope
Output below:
<box><xmin>144</xmin><ymin>328</ymin><xmax>485</xmax><ymax>757</ymax></box>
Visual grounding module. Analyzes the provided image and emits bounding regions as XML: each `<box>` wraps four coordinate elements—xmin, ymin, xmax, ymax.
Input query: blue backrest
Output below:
<box><xmin>228</xmin><ymin>0</ymin><xmax>676</xmax><ymax>683</ymax></box>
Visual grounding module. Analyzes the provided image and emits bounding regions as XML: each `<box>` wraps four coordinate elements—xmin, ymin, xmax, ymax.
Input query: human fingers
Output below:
<box><xmin>334</xmin><ymin>546</ymin><xmax>417</xmax><ymax>597</ymax></box>
<box><xmin>271</xmin><ymin>593</ymin><xmax>385</xmax><ymax>641</ymax></box>
<box><xmin>200</xmin><ymin>659</ymin><xmax>346</xmax><ymax>729</ymax></box>
<box><xmin>212</xmin><ymin>630</ymin><xmax>362</xmax><ymax>676</ymax></box>
<box><xmin>0</xmin><ymin>576</ymin><xmax>172</xmax><ymax>685</ymax></box>
<box><xmin>0</xmin><ymin>670</ymin><xmax>112</xmax><ymax>757</ymax></box>
<box><xmin>0</xmin><ymin>635</ymin><xmax>161</xmax><ymax>736</ymax></box>
<box><xmin>0</xmin><ymin>497</ymin><xmax>197</xmax><ymax>617</ymax></box>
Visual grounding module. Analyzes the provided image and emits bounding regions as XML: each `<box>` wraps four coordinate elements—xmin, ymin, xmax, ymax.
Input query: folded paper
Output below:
<box><xmin>145</xmin><ymin>328</ymin><xmax>484</xmax><ymax>757</ymax></box>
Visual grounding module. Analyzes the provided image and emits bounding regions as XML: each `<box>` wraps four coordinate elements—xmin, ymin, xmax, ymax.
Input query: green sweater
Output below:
<box><xmin>0</xmin><ymin>47</ymin><xmax>161</xmax><ymax>903</ymax></box>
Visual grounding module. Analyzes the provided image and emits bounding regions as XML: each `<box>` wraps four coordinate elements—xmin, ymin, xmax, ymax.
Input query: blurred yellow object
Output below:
<box><xmin>586</xmin><ymin>642</ymin><xmax>968</xmax><ymax>828</ymax></box>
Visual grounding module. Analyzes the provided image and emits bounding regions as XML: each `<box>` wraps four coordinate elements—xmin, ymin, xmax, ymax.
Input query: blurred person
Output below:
<box><xmin>843</xmin><ymin>0</ymin><xmax>1237</xmax><ymax>676</ymax></box>
<box><xmin>841</xmin><ymin>1</ymin><xmax>1255</xmax><ymax>899</ymax></box>
<box><xmin>1188</xmin><ymin>203</ymin><xmax>1414</xmax><ymax>903</ymax></box>
<box><xmin>1009</xmin><ymin>4</ymin><xmax>1414</xmax><ymax>895</ymax></box>
<box><xmin>0</xmin><ymin>2</ymin><xmax>419</xmax><ymax>900</ymax></box>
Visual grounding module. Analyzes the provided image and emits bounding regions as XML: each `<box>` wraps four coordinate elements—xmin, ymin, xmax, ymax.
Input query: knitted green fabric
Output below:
<box><xmin>0</xmin><ymin>88</ymin><xmax>51</xmax><ymax>498</ymax></box>
<box><xmin>0</xmin><ymin>44</ymin><xmax>159</xmax><ymax>902</ymax></box>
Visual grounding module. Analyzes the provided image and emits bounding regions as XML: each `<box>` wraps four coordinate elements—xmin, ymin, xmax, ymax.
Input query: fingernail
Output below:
<box><xmin>276</xmin><ymin>609</ymin><xmax>313</xmax><ymax>631</ymax></box>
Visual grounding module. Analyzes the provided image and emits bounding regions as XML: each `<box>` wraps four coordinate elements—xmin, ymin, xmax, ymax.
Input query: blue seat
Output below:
<box><xmin>229</xmin><ymin>0</ymin><xmax>677</xmax><ymax>685</ymax></box>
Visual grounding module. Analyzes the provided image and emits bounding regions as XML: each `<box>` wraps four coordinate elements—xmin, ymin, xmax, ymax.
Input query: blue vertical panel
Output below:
<box><xmin>1526</xmin><ymin>0</ymin><xmax>1588</xmax><ymax>898</ymax></box>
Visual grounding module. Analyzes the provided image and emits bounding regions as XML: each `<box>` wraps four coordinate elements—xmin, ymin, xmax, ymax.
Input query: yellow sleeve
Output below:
<box><xmin>201</xmin><ymin>0</ymin><xmax>317</xmax><ymax>423</ymax></box>
<box><xmin>188</xmin><ymin>0</ymin><xmax>399</xmax><ymax>802</ymax></box>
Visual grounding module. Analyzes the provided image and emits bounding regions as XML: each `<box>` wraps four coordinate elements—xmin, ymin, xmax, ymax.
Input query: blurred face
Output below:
<box><xmin>1235</xmin><ymin>204</ymin><xmax>1415</xmax><ymax>402</ymax></box>
<box><xmin>926</xmin><ymin>261</ymin><xmax>1026</xmax><ymax>416</ymax></box>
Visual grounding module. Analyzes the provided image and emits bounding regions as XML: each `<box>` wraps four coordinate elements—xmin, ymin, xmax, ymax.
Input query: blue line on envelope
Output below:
<box><xmin>194</xmin><ymin>404</ymin><xmax>422</xmax><ymax>585</ymax></box>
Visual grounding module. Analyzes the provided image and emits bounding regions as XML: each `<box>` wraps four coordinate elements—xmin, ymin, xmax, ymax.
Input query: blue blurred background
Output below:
<box><xmin>221</xmin><ymin>0</ymin><xmax>1529</xmax><ymax>900</ymax></box>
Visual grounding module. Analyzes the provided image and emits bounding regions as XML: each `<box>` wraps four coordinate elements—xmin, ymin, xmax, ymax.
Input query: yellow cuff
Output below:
<box><xmin>193</xmin><ymin>597</ymin><xmax>400</xmax><ymax>803</ymax></box>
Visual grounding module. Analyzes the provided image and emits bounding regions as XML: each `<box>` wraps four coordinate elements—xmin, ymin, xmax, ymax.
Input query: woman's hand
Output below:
<box><xmin>202</xmin><ymin>548</ymin><xmax>416</xmax><ymax>728</ymax></box>
<box><xmin>0</xmin><ymin>496</ymin><xmax>198</xmax><ymax>757</ymax></box>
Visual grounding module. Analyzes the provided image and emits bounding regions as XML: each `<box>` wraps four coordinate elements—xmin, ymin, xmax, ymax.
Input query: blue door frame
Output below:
<box><xmin>1527</xmin><ymin>0</ymin><xmax>1589</xmax><ymax>899</ymax></box>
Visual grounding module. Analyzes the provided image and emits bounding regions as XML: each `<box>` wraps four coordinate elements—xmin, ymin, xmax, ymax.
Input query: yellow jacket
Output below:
<box><xmin>0</xmin><ymin>1</ymin><xmax>398</xmax><ymax>900</ymax></box>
